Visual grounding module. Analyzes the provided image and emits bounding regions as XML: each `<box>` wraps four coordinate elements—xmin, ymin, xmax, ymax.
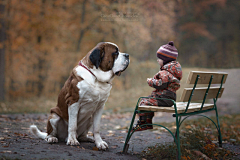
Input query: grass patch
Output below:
<box><xmin>181</xmin><ymin>114</ymin><xmax>240</xmax><ymax>145</ymax></box>
<box><xmin>142</xmin><ymin>114</ymin><xmax>240</xmax><ymax>159</ymax></box>
<box><xmin>0</xmin><ymin>97</ymin><xmax>56</xmax><ymax>113</ymax></box>
<box><xmin>142</xmin><ymin>129</ymin><xmax>234</xmax><ymax>159</ymax></box>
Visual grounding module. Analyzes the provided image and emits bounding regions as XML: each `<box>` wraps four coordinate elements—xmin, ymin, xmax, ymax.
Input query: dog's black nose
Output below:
<box><xmin>124</xmin><ymin>53</ymin><xmax>129</xmax><ymax>58</ymax></box>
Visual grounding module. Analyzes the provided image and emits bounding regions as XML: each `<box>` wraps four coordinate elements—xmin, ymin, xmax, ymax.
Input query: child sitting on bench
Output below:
<box><xmin>133</xmin><ymin>41</ymin><xmax>182</xmax><ymax>131</ymax></box>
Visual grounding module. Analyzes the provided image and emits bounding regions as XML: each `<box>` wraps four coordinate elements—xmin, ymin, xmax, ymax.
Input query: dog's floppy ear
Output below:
<box><xmin>90</xmin><ymin>47</ymin><xmax>104</xmax><ymax>69</ymax></box>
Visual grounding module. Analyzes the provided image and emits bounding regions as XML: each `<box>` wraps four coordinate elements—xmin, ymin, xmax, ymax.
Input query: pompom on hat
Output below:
<box><xmin>156</xmin><ymin>41</ymin><xmax>178</xmax><ymax>65</ymax></box>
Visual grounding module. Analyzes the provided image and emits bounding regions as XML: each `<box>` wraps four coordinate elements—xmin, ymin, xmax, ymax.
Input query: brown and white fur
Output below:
<box><xmin>30</xmin><ymin>42</ymin><xmax>129</xmax><ymax>150</ymax></box>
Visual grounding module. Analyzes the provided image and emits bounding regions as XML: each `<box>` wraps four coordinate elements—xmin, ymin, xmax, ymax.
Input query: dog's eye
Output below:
<box><xmin>112</xmin><ymin>52</ymin><xmax>119</xmax><ymax>57</ymax></box>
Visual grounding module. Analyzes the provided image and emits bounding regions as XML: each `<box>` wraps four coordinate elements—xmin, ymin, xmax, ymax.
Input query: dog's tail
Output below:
<box><xmin>30</xmin><ymin>125</ymin><xmax>47</xmax><ymax>139</ymax></box>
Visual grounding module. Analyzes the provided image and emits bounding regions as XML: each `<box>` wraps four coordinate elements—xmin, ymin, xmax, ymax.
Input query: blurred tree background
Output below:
<box><xmin>0</xmin><ymin>0</ymin><xmax>239</xmax><ymax>112</ymax></box>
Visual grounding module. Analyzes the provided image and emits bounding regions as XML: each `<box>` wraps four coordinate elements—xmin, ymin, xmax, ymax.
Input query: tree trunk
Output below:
<box><xmin>76</xmin><ymin>0</ymin><xmax>87</xmax><ymax>52</ymax></box>
<box><xmin>0</xmin><ymin>2</ymin><xmax>5</xmax><ymax>101</ymax></box>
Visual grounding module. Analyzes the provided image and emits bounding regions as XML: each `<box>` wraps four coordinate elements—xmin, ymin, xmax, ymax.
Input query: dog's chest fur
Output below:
<box><xmin>74</xmin><ymin>66</ymin><xmax>112</xmax><ymax>130</ymax></box>
<box><xmin>77</xmin><ymin>80</ymin><xmax>111</xmax><ymax>113</ymax></box>
<box><xmin>75</xmin><ymin>65</ymin><xmax>112</xmax><ymax>105</ymax></box>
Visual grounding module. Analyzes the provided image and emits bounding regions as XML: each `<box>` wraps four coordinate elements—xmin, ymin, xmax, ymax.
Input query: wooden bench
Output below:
<box><xmin>123</xmin><ymin>71</ymin><xmax>228</xmax><ymax>159</ymax></box>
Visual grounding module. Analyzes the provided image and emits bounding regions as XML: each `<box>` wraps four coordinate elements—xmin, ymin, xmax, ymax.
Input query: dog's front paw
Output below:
<box><xmin>45</xmin><ymin>136</ymin><xmax>58</xmax><ymax>143</ymax></box>
<box><xmin>95</xmin><ymin>140</ymin><xmax>108</xmax><ymax>150</ymax></box>
<box><xmin>67</xmin><ymin>138</ymin><xmax>80</xmax><ymax>145</ymax></box>
<box><xmin>67</xmin><ymin>134</ymin><xmax>80</xmax><ymax>146</ymax></box>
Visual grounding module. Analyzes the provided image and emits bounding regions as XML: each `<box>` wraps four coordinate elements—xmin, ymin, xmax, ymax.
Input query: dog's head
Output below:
<box><xmin>89</xmin><ymin>42</ymin><xmax>129</xmax><ymax>76</ymax></box>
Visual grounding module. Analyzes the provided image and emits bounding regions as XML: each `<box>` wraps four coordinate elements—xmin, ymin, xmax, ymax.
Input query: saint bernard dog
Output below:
<box><xmin>30</xmin><ymin>42</ymin><xmax>129</xmax><ymax>150</ymax></box>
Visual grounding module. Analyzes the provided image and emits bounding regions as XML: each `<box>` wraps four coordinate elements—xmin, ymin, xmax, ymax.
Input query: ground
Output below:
<box><xmin>0</xmin><ymin>112</ymin><xmax>239</xmax><ymax>160</ymax></box>
<box><xmin>0</xmin><ymin>113</ymin><xmax>172</xmax><ymax>160</ymax></box>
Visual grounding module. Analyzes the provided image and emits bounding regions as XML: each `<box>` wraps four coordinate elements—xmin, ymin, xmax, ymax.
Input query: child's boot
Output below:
<box><xmin>146</xmin><ymin>112</ymin><xmax>154</xmax><ymax>129</ymax></box>
<box><xmin>132</xmin><ymin>112</ymin><xmax>154</xmax><ymax>132</ymax></box>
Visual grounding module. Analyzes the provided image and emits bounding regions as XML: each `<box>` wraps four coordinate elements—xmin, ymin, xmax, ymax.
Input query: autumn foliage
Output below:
<box><xmin>0</xmin><ymin>0</ymin><xmax>239</xmax><ymax>99</ymax></box>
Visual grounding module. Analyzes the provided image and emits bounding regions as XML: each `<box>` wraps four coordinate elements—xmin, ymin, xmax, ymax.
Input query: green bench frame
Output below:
<box><xmin>122</xmin><ymin>71</ymin><xmax>228</xmax><ymax>159</ymax></box>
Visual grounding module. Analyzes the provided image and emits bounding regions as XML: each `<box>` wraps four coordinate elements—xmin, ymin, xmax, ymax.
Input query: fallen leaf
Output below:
<box><xmin>114</xmin><ymin>125</ymin><xmax>121</xmax><ymax>129</ymax></box>
<box><xmin>93</xmin><ymin>147</ymin><xmax>99</xmax><ymax>151</ymax></box>
<box><xmin>21</xmin><ymin>127</ymin><xmax>29</xmax><ymax>130</ymax></box>
<box><xmin>107</xmin><ymin>130</ymin><xmax>114</xmax><ymax>133</ymax></box>
<box><xmin>111</xmin><ymin>145</ymin><xmax>118</xmax><ymax>149</ymax></box>
<box><xmin>185</xmin><ymin>125</ymin><xmax>191</xmax><ymax>129</ymax></box>
<box><xmin>152</xmin><ymin>130</ymin><xmax>161</xmax><ymax>134</ymax></box>
<box><xmin>181</xmin><ymin>156</ymin><xmax>191</xmax><ymax>160</ymax></box>
<box><xmin>115</xmin><ymin>136</ymin><xmax>123</xmax><ymax>140</ymax></box>
<box><xmin>14</xmin><ymin>132</ymin><xmax>23</xmax><ymax>136</ymax></box>
<box><xmin>192</xmin><ymin>150</ymin><xmax>211</xmax><ymax>160</ymax></box>
<box><xmin>106</xmin><ymin>133</ymin><xmax>115</xmax><ymax>136</ymax></box>
<box><xmin>204</xmin><ymin>127</ymin><xmax>212</xmax><ymax>131</ymax></box>
<box><xmin>1</xmin><ymin>150</ymin><xmax>11</xmax><ymax>153</ymax></box>
<box><xmin>77</xmin><ymin>146</ymin><xmax>85</xmax><ymax>150</ymax></box>
<box><xmin>120</xmin><ymin>126</ymin><xmax>128</xmax><ymax>129</ymax></box>
<box><xmin>185</xmin><ymin>149</ymin><xmax>191</xmax><ymax>154</ymax></box>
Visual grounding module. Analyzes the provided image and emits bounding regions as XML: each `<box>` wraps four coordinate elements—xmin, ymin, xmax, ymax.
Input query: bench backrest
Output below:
<box><xmin>187</xmin><ymin>71</ymin><xmax>227</xmax><ymax>84</ymax></box>
<box><xmin>180</xmin><ymin>71</ymin><xmax>228</xmax><ymax>112</ymax></box>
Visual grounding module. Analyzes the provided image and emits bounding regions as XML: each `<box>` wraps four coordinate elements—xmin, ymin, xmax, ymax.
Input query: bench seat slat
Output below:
<box><xmin>138</xmin><ymin>102</ymin><xmax>214</xmax><ymax>113</ymax></box>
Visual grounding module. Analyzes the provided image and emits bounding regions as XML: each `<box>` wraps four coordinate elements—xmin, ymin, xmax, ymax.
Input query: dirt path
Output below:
<box><xmin>0</xmin><ymin>113</ymin><xmax>174</xmax><ymax>160</ymax></box>
<box><xmin>216</xmin><ymin>69</ymin><xmax>240</xmax><ymax>114</ymax></box>
<box><xmin>0</xmin><ymin>113</ymin><xmax>240</xmax><ymax>160</ymax></box>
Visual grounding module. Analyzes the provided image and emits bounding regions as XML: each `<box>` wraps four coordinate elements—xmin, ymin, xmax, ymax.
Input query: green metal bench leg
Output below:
<box><xmin>174</xmin><ymin>116</ymin><xmax>182</xmax><ymax>140</ymax></box>
<box><xmin>214</xmin><ymin>104</ymin><xmax>222</xmax><ymax>147</ymax></box>
<box><xmin>175</xmin><ymin>114</ymin><xmax>181</xmax><ymax>160</ymax></box>
<box><xmin>123</xmin><ymin>108</ymin><xmax>138</xmax><ymax>153</ymax></box>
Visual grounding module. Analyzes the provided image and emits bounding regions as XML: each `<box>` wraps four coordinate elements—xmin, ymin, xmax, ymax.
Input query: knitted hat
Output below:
<box><xmin>156</xmin><ymin>41</ymin><xmax>178</xmax><ymax>64</ymax></box>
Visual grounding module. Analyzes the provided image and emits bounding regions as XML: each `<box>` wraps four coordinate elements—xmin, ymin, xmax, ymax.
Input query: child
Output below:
<box><xmin>133</xmin><ymin>41</ymin><xmax>182</xmax><ymax>131</ymax></box>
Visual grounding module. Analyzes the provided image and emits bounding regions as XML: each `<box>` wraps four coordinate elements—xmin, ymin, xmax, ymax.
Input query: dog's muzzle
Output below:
<box><xmin>113</xmin><ymin>53</ymin><xmax>130</xmax><ymax>76</ymax></box>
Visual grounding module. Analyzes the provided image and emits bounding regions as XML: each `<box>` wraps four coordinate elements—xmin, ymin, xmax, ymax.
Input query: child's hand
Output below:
<box><xmin>147</xmin><ymin>78</ymin><xmax>153</xmax><ymax>87</ymax></box>
<box><xmin>147</xmin><ymin>78</ymin><xmax>152</xmax><ymax>83</ymax></box>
